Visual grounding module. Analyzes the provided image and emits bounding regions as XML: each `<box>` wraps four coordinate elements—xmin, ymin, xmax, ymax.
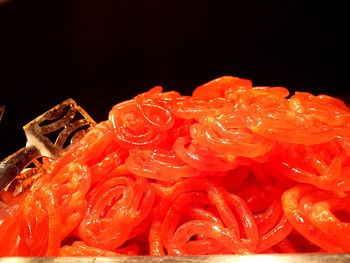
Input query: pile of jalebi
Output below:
<box><xmin>1</xmin><ymin>76</ymin><xmax>350</xmax><ymax>256</ymax></box>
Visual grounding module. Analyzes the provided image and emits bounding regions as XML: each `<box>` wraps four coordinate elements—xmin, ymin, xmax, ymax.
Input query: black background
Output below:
<box><xmin>0</xmin><ymin>0</ymin><xmax>348</xmax><ymax>159</ymax></box>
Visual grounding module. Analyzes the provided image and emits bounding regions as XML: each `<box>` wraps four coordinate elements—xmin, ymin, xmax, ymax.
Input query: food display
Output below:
<box><xmin>1</xmin><ymin>76</ymin><xmax>350</xmax><ymax>256</ymax></box>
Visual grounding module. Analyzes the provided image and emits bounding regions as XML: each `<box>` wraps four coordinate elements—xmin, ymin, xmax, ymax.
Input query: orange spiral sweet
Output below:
<box><xmin>1</xmin><ymin>76</ymin><xmax>350</xmax><ymax>256</ymax></box>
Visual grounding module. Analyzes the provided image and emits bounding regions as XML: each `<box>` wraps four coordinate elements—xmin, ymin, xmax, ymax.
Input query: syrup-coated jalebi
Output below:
<box><xmin>1</xmin><ymin>76</ymin><xmax>350</xmax><ymax>256</ymax></box>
